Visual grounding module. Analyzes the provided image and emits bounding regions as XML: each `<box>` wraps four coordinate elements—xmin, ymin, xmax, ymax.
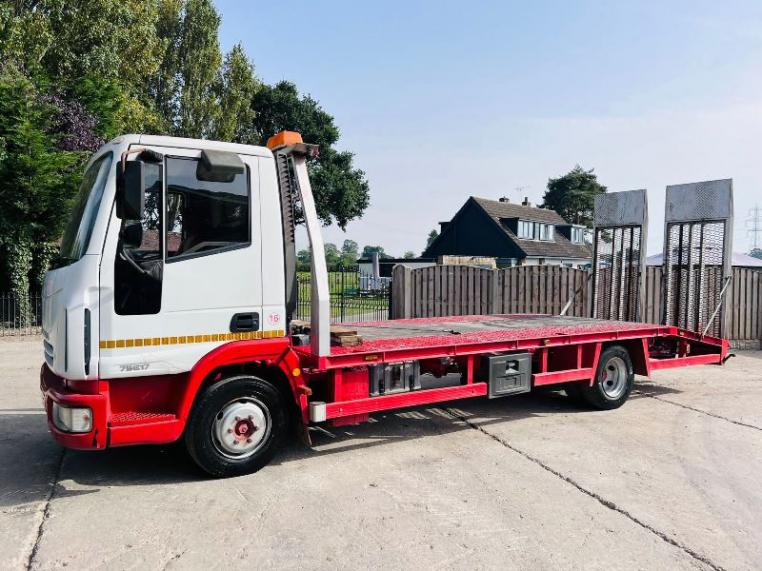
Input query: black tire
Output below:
<box><xmin>566</xmin><ymin>345</ymin><xmax>634</xmax><ymax>410</ymax></box>
<box><xmin>184</xmin><ymin>375</ymin><xmax>288</xmax><ymax>477</ymax></box>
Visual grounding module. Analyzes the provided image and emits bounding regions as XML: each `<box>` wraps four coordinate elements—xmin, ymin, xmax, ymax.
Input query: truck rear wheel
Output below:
<box><xmin>184</xmin><ymin>375</ymin><xmax>287</xmax><ymax>477</ymax></box>
<box><xmin>566</xmin><ymin>345</ymin><xmax>634</xmax><ymax>410</ymax></box>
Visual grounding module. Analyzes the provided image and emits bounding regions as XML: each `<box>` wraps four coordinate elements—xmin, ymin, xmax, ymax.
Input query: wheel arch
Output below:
<box><xmin>605</xmin><ymin>338</ymin><xmax>649</xmax><ymax>377</ymax></box>
<box><xmin>177</xmin><ymin>338</ymin><xmax>308</xmax><ymax>427</ymax></box>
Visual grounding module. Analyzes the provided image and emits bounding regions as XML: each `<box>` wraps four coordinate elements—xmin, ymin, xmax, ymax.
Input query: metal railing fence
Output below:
<box><xmin>0</xmin><ymin>292</ymin><xmax>43</xmax><ymax>336</ymax></box>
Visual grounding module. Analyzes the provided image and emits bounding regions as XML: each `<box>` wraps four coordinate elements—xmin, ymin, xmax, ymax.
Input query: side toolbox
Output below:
<box><xmin>484</xmin><ymin>353</ymin><xmax>531</xmax><ymax>398</ymax></box>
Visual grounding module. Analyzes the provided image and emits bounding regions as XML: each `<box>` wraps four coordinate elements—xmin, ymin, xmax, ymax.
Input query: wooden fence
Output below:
<box><xmin>391</xmin><ymin>265</ymin><xmax>762</xmax><ymax>345</ymax></box>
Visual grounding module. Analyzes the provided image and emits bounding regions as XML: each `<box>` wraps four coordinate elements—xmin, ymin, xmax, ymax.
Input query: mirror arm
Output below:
<box><xmin>120</xmin><ymin>147</ymin><xmax>147</xmax><ymax>175</ymax></box>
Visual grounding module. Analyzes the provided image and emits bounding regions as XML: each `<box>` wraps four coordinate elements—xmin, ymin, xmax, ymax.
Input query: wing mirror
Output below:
<box><xmin>116</xmin><ymin>161</ymin><xmax>145</xmax><ymax>220</ymax></box>
<box><xmin>116</xmin><ymin>149</ymin><xmax>163</xmax><ymax>220</ymax></box>
<box><xmin>196</xmin><ymin>149</ymin><xmax>245</xmax><ymax>183</ymax></box>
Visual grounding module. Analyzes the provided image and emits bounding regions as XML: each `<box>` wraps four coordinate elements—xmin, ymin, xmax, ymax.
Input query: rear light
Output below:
<box><xmin>52</xmin><ymin>403</ymin><xmax>92</xmax><ymax>433</ymax></box>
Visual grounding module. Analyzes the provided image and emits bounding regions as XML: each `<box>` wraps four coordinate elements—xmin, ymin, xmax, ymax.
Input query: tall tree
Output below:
<box><xmin>249</xmin><ymin>81</ymin><xmax>370</xmax><ymax>228</ymax></box>
<box><xmin>212</xmin><ymin>43</ymin><xmax>258</xmax><ymax>142</ymax></box>
<box><xmin>426</xmin><ymin>229</ymin><xmax>439</xmax><ymax>248</ymax></box>
<box><xmin>175</xmin><ymin>0</ymin><xmax>221</xmax><ymax>138</ymax></box>
<box><xmin>151</xmin><ymin>0</ymin><xmax>184</xmax><ymax>131</ymax></box>
<box><xmin>152</xmin><ymin>0</ymin><xmax>222</xmax><ymax>137</ymax></box>
<box><xmin>0</xmin><ymin>65</ymin><xmax>83</xmax><ymax>314</ymax></box>
<box><xmin>542</xmin><ymin>165</ymin><xmax>607</xmax><ymax>227</ymax></box>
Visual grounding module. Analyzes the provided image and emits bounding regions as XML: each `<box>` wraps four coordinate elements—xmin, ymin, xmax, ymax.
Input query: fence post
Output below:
<box><xmin>489</xmin><ymin>268</ymin><xmax>499</xmax><ymax>315</ymax></box>
<box><xmin>391</xmin><ymin>265</ymin><xmax>413</xmax><ymax>319</ymax></box>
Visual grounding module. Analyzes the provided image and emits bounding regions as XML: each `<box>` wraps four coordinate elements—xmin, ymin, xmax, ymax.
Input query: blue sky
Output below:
<box><xmin>215</xmin><ymin>0</ymin><xmax>762</xmax><ymax>255</ymax></box>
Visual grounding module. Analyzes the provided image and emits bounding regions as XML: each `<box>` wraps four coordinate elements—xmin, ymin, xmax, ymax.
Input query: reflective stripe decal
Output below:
<box><xmin>99</xmin><ymin>330</ymin><xmax>286</xmax><ymax>350</ymax></box>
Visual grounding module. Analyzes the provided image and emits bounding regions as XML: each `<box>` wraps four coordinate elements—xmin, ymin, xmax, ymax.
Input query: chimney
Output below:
<box><xmin>499</xmin><ymin>196</ymin><xmax>510</xmax><ymax>203</ymax></box>
<box><xmin>439</xmin><ymin>221</ymin><xmax>450</xmax><ymax>233</ymax></box>
<box><xmin>522</xmin><ymin>196</ymin><xmax>532</xmax><ymax>207</ymax></box>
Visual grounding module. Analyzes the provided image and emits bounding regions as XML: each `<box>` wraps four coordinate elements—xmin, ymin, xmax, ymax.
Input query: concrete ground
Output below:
<box><xmin>1</xmin><ymin>337</ymin><xmax>761</xmax><ymax>570</ymax></box>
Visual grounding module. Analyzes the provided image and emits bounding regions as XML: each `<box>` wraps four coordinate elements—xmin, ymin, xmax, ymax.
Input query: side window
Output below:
<box><xmin>114</xmin><ymin>161</ymin><xmax>164</xmax><ymax>316</ymax></box>
<box><xmin>166</xmin><ymin>156</ymin><xmax>249</xmax><ymax>261</ymax></box>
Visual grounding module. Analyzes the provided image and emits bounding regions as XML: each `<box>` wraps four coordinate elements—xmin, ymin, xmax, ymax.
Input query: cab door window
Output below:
<box><xmin>166</xmin><ymin>157</ymin><xmax>249</xmax><ymax>261</ymax></box>
<box><xmin>114</xmin><ymin>161</ymin><xmax>163</xmax><ymax>315</ymax></box>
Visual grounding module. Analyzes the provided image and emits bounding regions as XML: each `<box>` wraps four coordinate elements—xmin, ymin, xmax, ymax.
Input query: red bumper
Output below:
<box><xmin>40</xmin><ymin>364</ymin><xmax>109</xmax><ymax>449</ymax></box>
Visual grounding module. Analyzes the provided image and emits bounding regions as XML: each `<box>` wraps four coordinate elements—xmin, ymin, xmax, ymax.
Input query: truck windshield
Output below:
<box><xmin>59</xmin><ymin>152</ymin><xmax>113</xmax><ymax>264</ymax></box>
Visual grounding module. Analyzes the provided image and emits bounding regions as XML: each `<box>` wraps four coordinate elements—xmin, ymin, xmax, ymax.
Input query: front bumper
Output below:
<box><xmin>40</xmin><ymin>364</ymin><xmax>108</xmax><ymax>449</ymax></box>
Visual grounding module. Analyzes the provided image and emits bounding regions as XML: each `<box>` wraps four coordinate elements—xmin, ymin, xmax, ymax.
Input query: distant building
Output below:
<box><xmin>422</xmin><ymin>196</ymin><xmax>591</xmax><ymax>268</ymax></box>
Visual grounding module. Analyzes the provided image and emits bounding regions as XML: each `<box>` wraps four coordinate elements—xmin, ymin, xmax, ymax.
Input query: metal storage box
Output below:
<box><xmin>485</xmin><ymin>353</ymin><xmax>531</xmax><ymax>398</ymax></box>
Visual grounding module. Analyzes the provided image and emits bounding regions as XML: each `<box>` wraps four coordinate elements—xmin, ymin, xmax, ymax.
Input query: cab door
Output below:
<box><xmin>99</xmin><ymin>146</ymin><xmax>263</xmax><ymax>378</ymax></box>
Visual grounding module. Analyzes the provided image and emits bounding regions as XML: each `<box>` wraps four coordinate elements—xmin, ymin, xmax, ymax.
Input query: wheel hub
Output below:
<box><xmin>212</xmin><ymin>398</ymin><xmax>271</xmax><ymax>459</ymax></box>
<box><xmin>600</xmin><ymin>356</ymin><xmax>628</xmax><ymax>400</ymax></box>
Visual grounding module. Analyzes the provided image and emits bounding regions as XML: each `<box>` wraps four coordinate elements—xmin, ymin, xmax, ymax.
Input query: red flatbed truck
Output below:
<box><xmin>40</xmin><ymin>131</ymin><xmax>729</xmax><ymax>477</ymax></box>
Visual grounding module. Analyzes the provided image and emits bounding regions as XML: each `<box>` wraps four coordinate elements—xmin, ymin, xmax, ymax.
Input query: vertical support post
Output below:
<box><xmin>590</xmin><ymin>228</ymin><xmax>599</xmax><ymax>319</ymax></box>
<box><xmin>292</xmin><ymin>155</ymin><xmax>330</xmax><ymax>356</ymax></box>
<box><xmin>722</xmin><ymin>190</ymin><xmax>734</xmax><ymax>337</ymax></box>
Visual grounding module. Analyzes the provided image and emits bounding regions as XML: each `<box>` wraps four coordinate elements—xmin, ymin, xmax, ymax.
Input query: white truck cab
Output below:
<box><xmin>41</xmin><ymin>132</ymin><xmax>330</xmax><ymax>473</ymax></box>
<box><xmin>44</xmin><ymin>135</ymin><xmax>295</xmax><ymax>382</ymax></box>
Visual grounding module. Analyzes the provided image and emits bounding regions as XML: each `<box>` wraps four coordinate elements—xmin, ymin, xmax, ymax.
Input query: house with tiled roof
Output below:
<box><xmin>422</xmin><ymin>196</ymin><xmax>592</xmax><ymax>268</ymax></box>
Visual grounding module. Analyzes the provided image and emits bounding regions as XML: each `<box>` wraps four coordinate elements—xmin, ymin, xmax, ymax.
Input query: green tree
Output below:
<box><xmin>296</xmin><ymin>249</ymin><xmax>311</xmax><ymax>271</ymax></box>
<box><xmin>542</xmin><ymin>165</ymin><xmax>607</xmax><ymax>226</ymax></box>
<box><xmin>151</xmin><ymin>0</ymin><xmax>184</xmax><ymax>130</ymax></box>
<box><xmin>0</xmin><ymin>66</ymin><xmax>82</xmax><ymax>319</ymax></box>
<box><xmin>426</xmin><ymin>229</ymin><xmax>439</xmax><ymax>248</ymax></box>
<box><xmin>341</xmin><ymin>239</ymin><xmax>359</xmax><ymax>267</ymax></box>
<box><xmin>40</xmin><ymin>0</ymin><xmax>164</xmax><ymax>90</ymax></box>
<box><xmin>249</xmin><ymin>81</ymin><xmax>370</xmax><ymax>228</ymax></box>
<box><xmin>403</xmin><ymin>251</ymin><xmax>416</xmax><ymax>259</ymax></box>
<box><xmin>212</xmin><ymin>43</ymin><xmax>258</xmax><ymax>142</ymax></box>
<box><xmin>750</xmin><ymin>248</ymin><xmax>762</xmax><ymax>260</ymax></box>
<box><xmin>0</xmin><ymin>2</ymin><xmax>53</xmax><ymax>73</ymax></box>
<box><xmin>152</xmin><ymin>0</ymin><xmax>222</xmax><ymax>137</ymax></box>
<box><xmin>362</xmin><ymin>245</ymin><xmax>387</xmax><ymax>258</ymax></box>
<box><xmin>176</xmin><ymin>0</ymin><xmax>221</xmax><ymax>137</ymax></box>
<box><xmin>323</xmin><ymin>242</ymin><xmax>341</xmax><ymax>269</ymax></box>
<box><xmin>1</xmin><ymin>0</ymin><xmax>165</xmax><ymax>134</ymax></box>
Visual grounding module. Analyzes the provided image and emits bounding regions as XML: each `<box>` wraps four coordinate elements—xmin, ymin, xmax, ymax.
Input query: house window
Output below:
<box><xmin>517</xmin><ymin>220</ymin><xmax>533</xmax><ymax>239</ymax></box>
<box><xmin>538</xmin><ymin>223</ymin><xmax>554</xmax><ymax>241</ymax></box>
<box><xmin>518</xmin><ymin>220</ymin><xmax>554</xmax><ymax>241</ymax></box>
<box><xmin>571</xmin><ymin>227</ymin><xmax>585</xmax><ymax>244</ymax></box>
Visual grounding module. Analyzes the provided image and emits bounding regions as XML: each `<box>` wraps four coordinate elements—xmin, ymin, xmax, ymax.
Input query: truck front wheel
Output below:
<box><xmin>184</xmin><ymin>375</ymin><xmax>287</xmax><ymax>477</ymax></box>
<box><xmin>566</xmin><ymin>345</ymin><xmax>634</xmax><ymax>410</ymax></box>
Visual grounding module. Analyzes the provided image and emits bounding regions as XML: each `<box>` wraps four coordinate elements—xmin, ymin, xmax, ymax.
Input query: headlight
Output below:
<box><xmin>52</xmin><ymin>403</ymin><xmax>92</xmax><ymax>433</ymax></box>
